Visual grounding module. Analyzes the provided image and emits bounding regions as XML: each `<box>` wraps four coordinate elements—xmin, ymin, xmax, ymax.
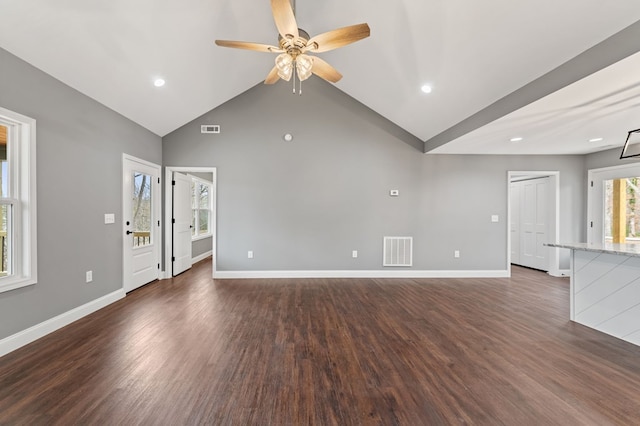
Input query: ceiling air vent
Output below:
<box><xmin>201</xmin><ymin>124</ymin><xmax>221</xmax><ymax>134</ymax></box>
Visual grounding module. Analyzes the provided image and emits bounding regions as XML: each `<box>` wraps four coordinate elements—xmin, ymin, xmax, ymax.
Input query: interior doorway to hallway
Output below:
<box><xmin>164</xmin><ymin>166</ymin><xmax>217</xmax><ymax>278</ymax></box>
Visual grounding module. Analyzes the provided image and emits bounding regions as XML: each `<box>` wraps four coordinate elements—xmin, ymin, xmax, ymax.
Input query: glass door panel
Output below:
<box><xmin>132</xmin><ymin>172</ymin><xmax>152</xmax><ymax>248</ymax></box>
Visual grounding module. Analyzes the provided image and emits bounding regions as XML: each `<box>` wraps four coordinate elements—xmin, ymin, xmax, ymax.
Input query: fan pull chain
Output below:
<box><xmin>291</xmin><ymin>62</ymin><xmax>302</xmax><ymax>95</ymax></box>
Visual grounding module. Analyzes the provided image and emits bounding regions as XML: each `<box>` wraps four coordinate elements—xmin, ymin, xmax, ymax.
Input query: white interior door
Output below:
<box><xmin>533</xmin><ymin>178</ymin><xmax>549</xmax><ymax>269</ymax></box>
<box><xmin>510</xmin><ymin>183</ymin><xmax>521</xmax><ymax>265</ymax></box>
<box><xmin>123</xmin><ymin>155</ymin><xmax>160</xmax><ymax>292</ymax></box>
<box><xmin>521</xmin><ymin>181</ymin><xmax>537</xmax><ymax>266</ymax></box>
<box><xmin>172</xmin><ymin>172</ymin><xmax>192</xmax><ymax>276</ymax></box>
<box><xmin>512</xmin><ymin>177</ymin><xmax>550</xmax><ymax>271</ymax></box>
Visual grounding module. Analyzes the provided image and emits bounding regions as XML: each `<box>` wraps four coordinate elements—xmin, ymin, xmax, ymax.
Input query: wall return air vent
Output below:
<box><xmin>201</xmin><ymin>124</ymin><xmax>221</xmax><ymax>134</ymax></box>
<box><xmin>383</xmin><ymin>236</ymin><xmax>413</xmax><ymax>267</ymax></box>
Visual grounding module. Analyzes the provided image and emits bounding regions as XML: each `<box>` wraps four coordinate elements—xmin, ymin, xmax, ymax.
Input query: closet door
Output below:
<box><xmin>512</xmin><ymin>177</ymin><xmax>550</xmax><ymax>271</ymax></box>
<box><xmin>510</xmin><ymin>183</ymin><xmax>521</xmax><ymax>265</ymax></box>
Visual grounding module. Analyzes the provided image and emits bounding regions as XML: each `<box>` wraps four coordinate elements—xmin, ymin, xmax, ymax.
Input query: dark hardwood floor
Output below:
<box><xmin>1</xmin><ymin>262</ymin><xmax>640</xmax><ymax>425</ymax></box>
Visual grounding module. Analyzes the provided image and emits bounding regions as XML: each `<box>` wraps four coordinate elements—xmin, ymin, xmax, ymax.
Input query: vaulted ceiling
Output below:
<box><xmin>1</xmin><ymin>1</ymin><xmax>640</xmax><ymax>155</ymax></box>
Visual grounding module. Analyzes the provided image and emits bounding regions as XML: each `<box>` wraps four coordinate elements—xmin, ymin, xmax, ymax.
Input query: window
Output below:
<box><xmin>604</xmin><ymin>177</ymin><xmax>640</xmax><ymax>244</ymax></box>
<box><xmin>588</xmin><ymin>163</ymin><xmax>640</xmax><ymax>244</ymax></box>
<box><xmin>0</xmin><ymin>107</ymin><xmax>37</xmax><ymax>293</ymax></box>
<box><xmin>190</xmin><ymin>176</ymin><xmax>212</xmax><ymax>239</ymax></box>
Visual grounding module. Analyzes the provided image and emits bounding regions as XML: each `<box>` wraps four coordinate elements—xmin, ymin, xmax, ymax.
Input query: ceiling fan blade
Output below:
<box><xmin>264</xmin><ymin>66</ymin><xmax>280</xmax><ymax>84</ymax></box>
<box><xmin>306</xmin><ymin>23</ymin><xmax>370</xmax><ymax>53</ymax></box>
<box><xmin>311</xmin><ymin>57</ymin><xmax>342</xmax><ymax>83</ymax></box>
<box><xmin>215</xmin><ymin>40</ymin><xmax>282</xmax><ymax>53</ymax></box>
<box><xmin>271</xmin><ymin>0</ymin><xmax>299</xmax><ymax>39</ymax></box>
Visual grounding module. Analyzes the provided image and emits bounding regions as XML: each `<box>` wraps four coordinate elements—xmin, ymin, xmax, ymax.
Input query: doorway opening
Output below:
<box><xmin>508</xmin><ymin>171</ymin><xmax>562</xmax><ymax>276</ymax></box>
<box><xmin>164</xmin><ymin>167</ymin><xmax>217</xmax><ymax>278</ymax></box>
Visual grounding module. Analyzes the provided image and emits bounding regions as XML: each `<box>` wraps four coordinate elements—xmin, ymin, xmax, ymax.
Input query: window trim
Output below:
<box><xmin>189</xmin><ymin>175</ymin><xmax>213</xmax><ymax>240</ymax></box>
<box><xmin>0</xmin><ymin>107</ymin><xmax>37</xmax><ymax>293</ymax></box>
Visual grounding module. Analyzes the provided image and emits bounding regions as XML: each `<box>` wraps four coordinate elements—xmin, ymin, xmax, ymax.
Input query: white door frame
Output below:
<box><xmin>507</xmin><ymin>171</ymin><xmax>560</xmax><ymax>277</ymax></box>
<box><xmin>164</xmin><ymin>166</ymin><xmax>217</xmax><ymax>278</ymax></box>
<box><xmin>123</xmin><ymin>154</ymin><xmax>162</xmax><ymax>291</ymax></box>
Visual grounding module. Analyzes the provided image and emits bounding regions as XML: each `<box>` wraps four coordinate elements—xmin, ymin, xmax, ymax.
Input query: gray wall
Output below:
<box><xmin>192</xmin><ymin>237</ymin><xmax>213</xmax><ymax>259</ymax></box>
<box><xmin>163</xmin><ymin>78</ymin><xmax>585</xmax><ymax>272</ymax></box>
<box><xmin>586</xmin><ymin>146</ymin><xmax>640</xmax><ymax>170</ymax></box>
<box><xmin>0</xmin><ymin>45</ymin><xmax>595</xmax><ymax>341</ymax></box>
<box><xmin>0</xmin><ymin>48</ymin><xmax>162</xmax><ymax>339</ymax></box>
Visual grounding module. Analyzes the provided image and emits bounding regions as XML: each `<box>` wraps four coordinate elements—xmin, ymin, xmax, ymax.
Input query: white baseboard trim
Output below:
<box><xmin>192</xmin><ymin>251</ymin><xmax>213</xmax><ymax>265</ymax></box>
<box><xmin>213</xmin><ymin>269</ymin><xmax>510</xmax><ymax>279</ymax></box>
<box><xmin>0</xmin><ymin>289</ymin><xmax>125</xmax><ymax>358</ymax></box>
<box><xmin>548</xmin><ymin>269</ymin><xmax>571</xmax><ymax>277</ymax></box>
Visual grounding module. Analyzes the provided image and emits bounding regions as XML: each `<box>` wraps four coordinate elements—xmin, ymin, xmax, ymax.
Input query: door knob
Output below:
<box><xmin>126</xmin><ymin>230</ymin><xmax>133</xmax><ymax>235</ymax></box>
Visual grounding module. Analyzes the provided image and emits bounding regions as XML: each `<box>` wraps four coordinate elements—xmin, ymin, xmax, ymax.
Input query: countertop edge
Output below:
<box><xmin>545</xmin><ymin>242</ymin><xmax>640</xmax><ymax>258</ymax></box>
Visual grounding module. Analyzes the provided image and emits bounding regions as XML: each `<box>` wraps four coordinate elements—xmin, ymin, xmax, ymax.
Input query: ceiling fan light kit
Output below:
<box><xmin>215</xmin><ymin>0</ymin><xmax>370</xmax><ymax>93</ymax></box>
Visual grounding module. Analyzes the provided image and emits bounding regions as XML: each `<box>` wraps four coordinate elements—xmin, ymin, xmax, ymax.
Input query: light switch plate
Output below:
<box><xmin>491</xmin><ymin>215</ymin><xmax>499</xmax><ymax>223</ymax></box>
<box><xmin>104</xmin><ymin>213</ymin><xmax>115</xmax><ymax>224</ymax></box>
<box><xmin>389</xmin><ymin>190</ymin><xmax>399</xmax><ymax>196</ymax></box>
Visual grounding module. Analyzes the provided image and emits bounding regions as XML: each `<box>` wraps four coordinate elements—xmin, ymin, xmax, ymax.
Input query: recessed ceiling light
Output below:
<box><xmin>589</xmin><ymin>137</ymin><xmax>604</xmax><ymax>142</ymax></box>
<box><xmin>421</xmin><ymin>85</ymin><xmax>432</xmax><ymax>94</ymax></box>
<box><xmin>153</xmin><ymin>78</ymin><xmax>165</xmax><ymax>87</ymax></box>
<box><xmin>510</xmin><ymin>137</ymin><xmax>523</xmax><ymax>142</ymax></box>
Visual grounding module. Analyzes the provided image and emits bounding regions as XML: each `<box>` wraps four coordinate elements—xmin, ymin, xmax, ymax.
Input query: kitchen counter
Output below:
<box><xmin>545</xmin><ymin>242</ymin><xmax>640</xmax><ymax>347</ymax></box>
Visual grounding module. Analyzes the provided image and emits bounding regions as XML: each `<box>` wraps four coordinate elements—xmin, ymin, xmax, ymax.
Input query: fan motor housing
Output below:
<box><xmin>278</xmin><ymin>28</ymin><xmax>312</xmax><ymax>55</ymax></box>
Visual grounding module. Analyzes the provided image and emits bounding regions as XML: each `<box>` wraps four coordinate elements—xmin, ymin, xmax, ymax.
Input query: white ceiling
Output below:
<box><xmin>1</xmin><ymin>0</ymin><xmax>640</xmax><ymax>155</ymax></box>
<box><xmin>432</xmin><ymin>50</ymin><xmax>640</xmax><ymax>155</ymax></box>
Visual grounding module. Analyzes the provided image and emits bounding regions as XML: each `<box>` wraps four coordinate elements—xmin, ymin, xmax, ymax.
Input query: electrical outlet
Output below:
<box><xmin>454</xmin><ymin>250</ymin><xmax>460</xmax><ymax>258</ymax></box>
<box><xmin>104</xmin><ymin>213</ymin><xmax>115</xmax><ymax>224</ymax></box>
<box><xmin>248</xmin><ymin>251</ymin><xmax>253</xmax><ymax>259</ymax></box>
<box><xmin>86</xmin><ymin>270</ymin><xmax>93</xmax><ymax>283</ymax></box>
<box><xmin>491</xmin><ymin>215</ymin><xmax>499</xmax><ymax>223</ymax></box>
<box><xmin>352</xmin><ymin>250</ymin><xmax>358</xmax><ymax>258</ymax></box>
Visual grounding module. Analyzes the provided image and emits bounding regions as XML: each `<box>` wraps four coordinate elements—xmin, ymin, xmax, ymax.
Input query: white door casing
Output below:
<box><xmin>172</xmin><ymin>172</ymin><xmax>192</xmax><ymax>276</ymax></box>
<box><xmin>123</xmin><ymin>155</ymin><xmax>161</xmax><ymax>292</ymax></box>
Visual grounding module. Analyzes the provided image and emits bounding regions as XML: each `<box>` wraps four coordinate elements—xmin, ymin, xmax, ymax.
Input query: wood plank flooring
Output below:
<box><xmin>1</xmin><ymin>262</ymin><xmax>640</xmax><ymax>425</ymax></box>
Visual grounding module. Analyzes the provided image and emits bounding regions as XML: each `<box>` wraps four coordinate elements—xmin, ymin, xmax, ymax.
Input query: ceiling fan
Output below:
<box><xmin>215</xmin><ymin>0</ymin><xmax>370</xmax><ymax>90</ymax></box>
